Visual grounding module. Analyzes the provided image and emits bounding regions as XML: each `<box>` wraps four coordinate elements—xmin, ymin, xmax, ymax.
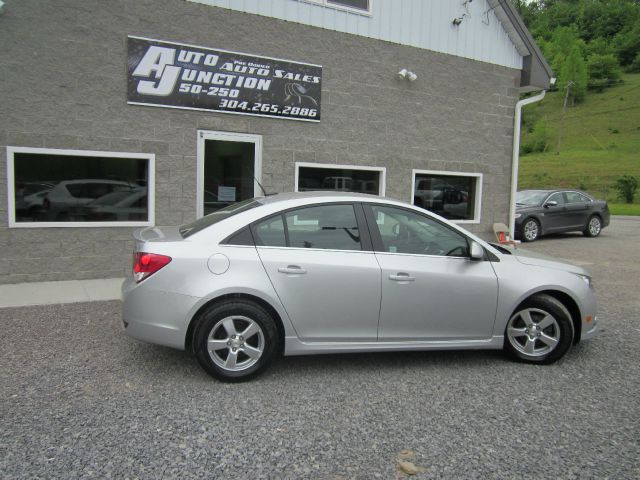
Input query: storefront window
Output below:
<box><xmin>7</xmin><ymin>147</ymin><xmax>154</xmax><ymax>227</ymax></box>
<box><xmin>412</xmin><ymin>171</ymin><xmax>482</xmax><ymax>223</ymax></box>
<box><xmin>327</xmin><ymin>0</ymin><xmax>369</xmax><ymax>12</ymax></box>
<box><xmin>296</xmin><ymin>163</ymin><xmax>385</xmax><ymax>196</ymax></box>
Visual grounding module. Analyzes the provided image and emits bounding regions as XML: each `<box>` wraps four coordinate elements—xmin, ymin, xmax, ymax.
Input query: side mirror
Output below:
<box><xmin>469</xmin><ymin>241</ymin><xmax>484</xmax><ymax>261</ymax></box>
<box><xmin>544</xmin><ymin>200</ymin><xmax>558</xmax><ymax>208</ymax></box>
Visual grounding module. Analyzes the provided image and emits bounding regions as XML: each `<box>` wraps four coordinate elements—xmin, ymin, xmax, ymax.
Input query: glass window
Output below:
<box><xmin>371</xmin><ymin>205</ymin><xmax>469</xmax><ymax>257</ymax></box>
<box><xmin>8</xmin><ymin>147</ymin><xmax>153</xmax><ymax>227</ymax></box>
<box><xmin>327</xmin><ymin>0</ymin><xmax>369</xmax><ymax>11</ymax></box>
<box><xmin>253</xmin><ymin>215</ymin><xmax>286</xmax><ymax>247</ymax></box>
<box><xmin>180</xmin><ymin>198</ymin><xmax>261</xmax><ymax>238</ymax></box>
<box><xmin>285</xmin><ymin>204</ymin><xmax>361</xmax><ymax>251</ymax></box>
<box><xmin>297</xmin><ymin>164</ymin><xmax>383</xmax><ymax>195</ymax></box>
<box><xmin>565</xmin><ymin>191</ymin><xmax>590</xmax><ymax>203</ymax></box>
<box><xmin>547</xmin><ymin>192</ymin><xmax>565</xmax><ymax>205</ymax></box>
<box><xmin>223</xmin><ymin>227</ymin><xmax>254</xmax><ymax>246</ymax></box>
<box><xmin>413</xmin><ymin>172</ymin><xmax>480</xmax><ymax>221</ymax></box>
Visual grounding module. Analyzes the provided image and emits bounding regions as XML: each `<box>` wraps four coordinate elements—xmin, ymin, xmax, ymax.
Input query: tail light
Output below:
<box><xmin>133</xmin><ymin>252</ymin><xmax>171</xmax><ymax>283</ymax></box>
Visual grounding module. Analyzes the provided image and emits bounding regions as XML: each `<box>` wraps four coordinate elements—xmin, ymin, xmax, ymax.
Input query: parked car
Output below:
<box><xmin>15</xmin><ymin>186</ymin><xmax>53</xmax><ymax>220</ymax></box>
<box><xmin>414</xmin><ymin>178</ymin><xmax>468</xmax><ymax>217</ymax></box>
<box><xmin>515</xmin><ymin>189</ymin><xmax>610</xmax><ymax>242</ymax></box>
<box><xmin>73</xmin><ymin>187</ymin><xmax>148</xmax><ymax>221</ymax></box>
<box><xmin>43</xmin><ymin>179</ymin><xmax>134</xmax><ymax>220</ymax></box>
<box><xmin>123</xmin><ymin>192</ymin><xmax>598</xmax><ymax>381</ymax></box>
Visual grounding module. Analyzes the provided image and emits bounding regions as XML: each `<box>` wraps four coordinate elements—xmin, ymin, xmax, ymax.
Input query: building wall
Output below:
<box><xmin>189</xmin><ymin>0</ymin><xmax>524</xmax><ymax>70</ymax></box>
<box><xmin>0</xmin><ymin>0</ymin><xmax>520</xmax><ymax>284</ymax></box>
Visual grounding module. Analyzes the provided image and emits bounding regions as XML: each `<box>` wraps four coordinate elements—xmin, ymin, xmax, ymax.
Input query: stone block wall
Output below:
<box><xmin>0</xmin><ymin>0</ymin><xmax>520</xmax><ymax>283</ymax></box>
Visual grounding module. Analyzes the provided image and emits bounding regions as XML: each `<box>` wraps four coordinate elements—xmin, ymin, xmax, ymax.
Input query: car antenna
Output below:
<box><xmin>255</xmin><ymin>177</ymin><xmax>276</xmax><ymax>196</ymax></box>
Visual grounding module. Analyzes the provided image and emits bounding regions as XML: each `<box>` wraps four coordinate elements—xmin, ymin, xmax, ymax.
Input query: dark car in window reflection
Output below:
<box><xmin>515</xmin><ymin>189</ymin><xmax>610</xmax><ymax>242</ymax></box>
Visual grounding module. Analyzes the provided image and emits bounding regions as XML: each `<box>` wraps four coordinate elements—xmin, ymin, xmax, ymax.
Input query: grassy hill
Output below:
<box><xmin>519</xmin><ymin>73</ymin><xmax>640</xmax><ymax>215</ymax></box>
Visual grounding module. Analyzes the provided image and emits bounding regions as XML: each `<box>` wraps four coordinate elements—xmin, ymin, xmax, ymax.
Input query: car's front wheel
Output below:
<box><xmin>193</xmin><ymin>299</ymin><xmax>279</xmax><ymax>382</ymax></box>
<box><xmin>504</xmin><ymin>294</ymin><xmax>574</xmax><ymax>364</ymax></box>
<box><xmin>521</xmin><ymin>218</ymin><xmax>540</xmax><ymax>242</ymax></box>
<box><xmin>584</xmin><ymin>215</ymin><xmax>602</xmax><ymax>237</ymax></box>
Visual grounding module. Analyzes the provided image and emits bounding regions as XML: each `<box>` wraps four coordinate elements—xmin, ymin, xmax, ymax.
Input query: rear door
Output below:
<box><xmin>254</xmin><ymin>203</ymin><xmax>381</xmax><ymax>342</ymax></box>
<box><xmin>563</xmin><ymin>191</ymin><xmax>592</xmax><ymax>229</ymax></box>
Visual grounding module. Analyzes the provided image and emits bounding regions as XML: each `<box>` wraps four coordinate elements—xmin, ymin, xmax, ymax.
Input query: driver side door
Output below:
<box><xmin>366</xmin><ymin>204</ymin><xmax>498</xmax><ymax>341</ymax></box>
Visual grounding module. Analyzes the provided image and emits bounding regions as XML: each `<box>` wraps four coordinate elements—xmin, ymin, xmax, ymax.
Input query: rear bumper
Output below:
<box><xmin>121</xmin><ymin>277</ymin><xmax>200</xmax><ymax>350</ymax></box>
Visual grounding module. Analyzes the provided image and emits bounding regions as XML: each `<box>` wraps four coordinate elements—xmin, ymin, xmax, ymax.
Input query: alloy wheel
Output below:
<box><xmin>523</xmin><ymin>220</ymin><xmax>539</xmax><ymax>241</ymax></box>
<box><xmin>507</xmin><ymin>308</ymin><xmax>560</xmax><ymax>357</ymax></box>
<box><xmin>588</xmin><ymin>217</ymin><xmax>601</xmax><ymax>236</ymax></box>
<box><xmin>207</xmin><ymin>315</ymin><xmax>265</xmax><ymax>371</ymax></box>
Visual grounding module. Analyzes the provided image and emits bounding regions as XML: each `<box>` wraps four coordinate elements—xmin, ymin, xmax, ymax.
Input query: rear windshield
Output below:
<box><xmin>179</xmin><ymin>198</ymin><xmax>262</xmax><ymax>238</ymax></box>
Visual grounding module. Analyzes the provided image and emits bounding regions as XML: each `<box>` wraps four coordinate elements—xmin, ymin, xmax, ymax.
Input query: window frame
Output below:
<box><xmin>301</xmin><ymin>0</ymin><xmax>372</xmax><ymax>16</ymax></box>
<box><xmin>295</xmin><ymin>162</ymin><xmax>386</xmax><ymax>196</ymax></box>
<box><xmin>363</xmin><ymin>203</ymin><xmax>473</xmax><ymax>259</ymax></box>
<box><xmin>243</xmin><ymin>202</ymin><xmax>373</xmax><ymax>252</ymax></box>
<box><xmin>411</xmin><ymin>169</ymin><xmax>483</xmax><ymax>224</ymax></box>
<box><xmin>6</xmin><ymin>146</ymin><xmax>155</xmax><ymax>228</ymax></box>
<box><xmin>196</xmin><ymin>130</ymin><xmax>263</xmax><ymax>219</ymax></box>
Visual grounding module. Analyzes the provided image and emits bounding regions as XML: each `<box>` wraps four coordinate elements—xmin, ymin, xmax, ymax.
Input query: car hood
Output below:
<box><xmin>501</xmin><ymin>246</ymin><xmax>588</xmax><ymax>276</ymax></box>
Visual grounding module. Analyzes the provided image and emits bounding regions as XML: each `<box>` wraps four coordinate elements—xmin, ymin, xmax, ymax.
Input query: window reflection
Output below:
<box><xmin>413</xmin><ymin>173</ymin><xmax>478</xmax><ymax>221</ymax></box>
<box><xmin>13</xmin><ymin>151</ymin><xmax>150</xmax><ymax>223</ymax></box>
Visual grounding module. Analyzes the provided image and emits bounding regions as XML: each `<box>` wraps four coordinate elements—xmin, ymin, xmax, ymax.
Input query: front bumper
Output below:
<box><xmin>581</xmin><ymin>315</ymin><xmax>598</xmax><ymax>341</ymax></box>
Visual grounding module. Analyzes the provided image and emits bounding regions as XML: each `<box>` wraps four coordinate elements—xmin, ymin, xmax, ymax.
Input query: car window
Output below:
<box><xmin>179</xmin><ymin>198</ymin><xmax>262</xmax><ymax>238</ymax></box>
<box><xmin>253</xmin><ymin>215</ymin><xmax>286</xmax><ymax>247</ymax></box>
<box><xmin>370</xmin><ymin>205</ymin><xmax>468</xmax><ymax>256</ymax></box>
<box><xmin>547</xmin><ymin>192</ymin><xmax>565</xmax><ymax>205</ymax></box>
<box><xmin>516</xmin><ymin>191</ymin><xmax>549</xmax><ymax>206</ymax></box>
<box><xmin>565</xmin><ymin>191</ymin><xmax>590</xmax><ymax>203</ymax></box>
<box><xmin>285</xmin><ymin>204</ymin><xmax>361</xmax><ymax>251</ymax></box>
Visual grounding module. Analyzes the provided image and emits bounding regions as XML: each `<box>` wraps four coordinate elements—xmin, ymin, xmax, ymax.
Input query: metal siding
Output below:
<box><xmin>187</xmin><ymin>0</ymin><xmax>523</xmax><ymax>69</ymax></box>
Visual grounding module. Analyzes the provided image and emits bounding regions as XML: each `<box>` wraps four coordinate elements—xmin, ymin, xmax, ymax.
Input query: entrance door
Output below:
<box><xmin>197</xmin><ymin>131</ymin><xmax>262</xmax><ymax>217</ymax></box>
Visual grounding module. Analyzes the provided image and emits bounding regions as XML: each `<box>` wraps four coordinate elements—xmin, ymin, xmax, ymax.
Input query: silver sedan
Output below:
<box><xmin>122</xmin><ymin>192</ymin><xmax>598</xmax><ymax>381</ymax></box>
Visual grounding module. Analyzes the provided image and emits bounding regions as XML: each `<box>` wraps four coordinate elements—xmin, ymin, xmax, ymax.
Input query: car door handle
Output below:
<box><xmin>278</xmin><ymin>265</ymin><xmax>307</xmax><ymax>275</ymax></box>
<box><xmin>389</xmin><ymin>273</ymin><xmax>415</xmax><ymax>282</ymax></box>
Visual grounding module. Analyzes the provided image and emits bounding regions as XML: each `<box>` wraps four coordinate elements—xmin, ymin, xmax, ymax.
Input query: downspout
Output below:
<box><xmin>509</xmin><ymin>90</ymin><xmax>546</xmax><ymax>239</ymax></box>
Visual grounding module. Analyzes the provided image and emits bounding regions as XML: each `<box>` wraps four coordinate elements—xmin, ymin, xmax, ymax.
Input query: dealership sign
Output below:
<box><xmin>127</xmin><ymin>36</ymin><xmax>322</xmax><ymax>122</ymax></box>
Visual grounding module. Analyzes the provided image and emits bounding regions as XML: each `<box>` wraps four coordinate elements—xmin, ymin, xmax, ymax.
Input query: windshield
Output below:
<box><xmin>516</xmin><ymin>191</ymin><xmax>549</xmax><ymax>207</ymax></box>
<box><xmin>179</xmin><ymin>198</ymin><xmax>263</xmax><ymax>238</ymax></box>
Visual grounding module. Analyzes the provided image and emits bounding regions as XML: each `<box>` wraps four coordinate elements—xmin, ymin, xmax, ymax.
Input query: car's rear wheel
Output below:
<box><xmin>583</xmin><ymin>215</ymin><xmax>602</xmax><ymax>237</ymax></box>
<box><xmin>193</xmin><ymin>299</ymin><xmax>279</xmax><ymax>382</ymax></box>
<box><xmin>521</xmin><ymin>218</ymin><xmax>540</xmax><ymax>242</ymax></box>
<box><xmin>504</xmin><ymin>294</ymin><xmax>574</xmax><ymax>364</ymax></box>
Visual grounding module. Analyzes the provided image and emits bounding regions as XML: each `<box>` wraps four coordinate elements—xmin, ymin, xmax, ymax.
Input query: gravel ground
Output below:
<box><xmin>1</xmin><ymin>218</ymin><xmax>639</xmax><ymax>479</ymax></box>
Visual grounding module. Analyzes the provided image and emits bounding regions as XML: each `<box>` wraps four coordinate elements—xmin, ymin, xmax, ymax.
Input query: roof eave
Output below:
<box><xmin>490</xmin><ymin>0</ymin><xmax>554</xmax><ymax>92</ymax></box>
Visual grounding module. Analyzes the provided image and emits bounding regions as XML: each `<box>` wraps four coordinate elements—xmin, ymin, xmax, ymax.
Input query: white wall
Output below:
<box><xmin>188</xmin><ymin>0</ymin><xmax>523</xmax><ymax>69</ymax></box>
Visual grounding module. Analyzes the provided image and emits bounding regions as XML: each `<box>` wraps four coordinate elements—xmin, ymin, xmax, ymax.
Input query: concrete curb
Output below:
<box><xmin>0</xmin><ymin>278</ymin><xmax>124</xmax><ymax>308</ymax></box>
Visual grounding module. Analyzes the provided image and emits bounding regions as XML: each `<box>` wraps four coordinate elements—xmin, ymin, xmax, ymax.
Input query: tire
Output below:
<box><xmin>193</xmin><ymin>299</ymin><xmax>279</xmax><ymax>382</ymax></box>
<box><xmin>504</xmin><ymin>294</ymin><xmax>574</xmax><ymax>364</ymax></box>
<box><xmin>521</xmin><ymin>218</ymin><xmax>540</xmax><ymax>242</ymax></box>
<box><xmin>583</xmin><ymin>215</ymin><xmax>602</xmax><ymax>238</ymax></box>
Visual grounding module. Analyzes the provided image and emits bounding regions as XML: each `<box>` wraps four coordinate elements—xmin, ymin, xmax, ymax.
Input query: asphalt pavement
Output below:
<box><xmin>1</xmin><ymin>217</ymin><xmax>638</xmax><ymax>479</ymax></box>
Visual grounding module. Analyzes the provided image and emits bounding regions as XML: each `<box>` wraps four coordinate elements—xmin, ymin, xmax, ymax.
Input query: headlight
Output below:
<box><xmin>575</xmin><ymin>274</ymin><xmax>593</xmax><ymax>289</ymax></box>
<box><xmin>514</xmin><ymin>213</ymin><xmax>522</xmax><ymax>219</ymax></box>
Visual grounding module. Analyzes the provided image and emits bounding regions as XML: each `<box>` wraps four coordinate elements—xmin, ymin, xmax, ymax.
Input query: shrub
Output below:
<box><xmin>614</xmin><ymin>175</ymin><xmax>638</xmax><ymax>204</ymax></box>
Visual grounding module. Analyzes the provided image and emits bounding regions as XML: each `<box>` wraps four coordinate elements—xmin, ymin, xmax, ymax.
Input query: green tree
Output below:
<box><xmin>521</xmin><ymin>118</ymin><xmax>552</xmax><ymax>154</ymax></box>
<box><xmin>587</xmin><ymin>53</ymin><xmax>622</xmax><ymax>91</ymax></box>
<box><xmin>559</xmin><ymin>44</ymin><xmax>588</xmax><ymax>104</ymax></box>
<box><xmin>614</xmin><ymin>175</ymin><xmax>638</xmax><ymax>203</ymax></box>
<box><xmin>613</xmin><ymin>24</ymin><xmax>640</xmax><ymax>66</ymax></box>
